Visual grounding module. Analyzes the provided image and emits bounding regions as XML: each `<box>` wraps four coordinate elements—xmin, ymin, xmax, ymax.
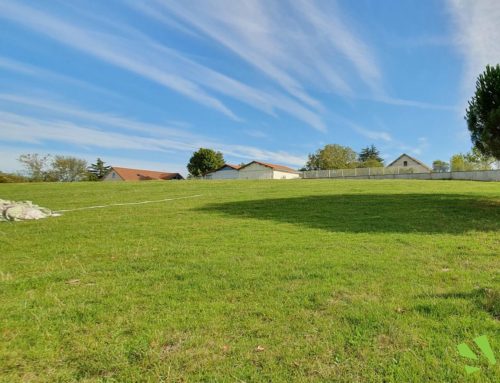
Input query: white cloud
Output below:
<box><xmin>352</xmin><ymin>126</ymin><xmax>393</xmax><ymax>143</ymax></box>
<box><xmin>157</xmin><ymin>0</ymin><xmax>375</xmax><ymax>100</ymax></box>
<box><xmin>292</xmin><ymin>0</ymin><xmax>381</xmax><ymax>93</ymax></box>
<box><xmin>370</xmin><ymin>95</ymin><xmax>458</xmax><ymax>111</ymax></box>
<box><xmin>447</xmin><ymin>0</ymin><xmax>500</xmax><ymax>96</ymax></box>
<box><xmin>0</xmin><ymin>1</ymin><xmax>238</xmax><ymax>120</ymax></box>
<box><xmin>0</xmin><ymin>1</ymin><xmax>331</xmax><ymax>131</ymax></box>
<box><xmin>244</xmin><ymin>130</ymin><xmax>269</xmax><ymax>139</ymax></box>
<box><xmin>0</xmin><ymin>97</ymin><xmax>306</xmax><ymax>169</ymax></box>
<box><xmin>156</xmin><ymin>0</ymin><xmax>327</xmax><ymax>109</ymax></box>
<box><xmin>0</xmin><ymin>56</ymin><xmax>117</xmax><ymax>97</ymax></box>
<box><xmin>155</xmin><ymin>0</ymin><xmax>451</xmax><ymax>111</ymax></box>
<box><xmin>0</xmin><ymin>93</ymin><xmax>197</xmax><ymax>139</ymax></box>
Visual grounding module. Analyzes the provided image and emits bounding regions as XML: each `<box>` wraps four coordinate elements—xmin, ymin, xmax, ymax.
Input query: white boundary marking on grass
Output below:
<box><xmin>55</xmin><ymin>194</ymin><xmax>203</xmax><ymax>213</ymax></box>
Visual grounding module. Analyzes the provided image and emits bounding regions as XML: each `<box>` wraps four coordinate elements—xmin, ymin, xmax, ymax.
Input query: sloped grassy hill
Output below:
<box><xmin>1</xmin><ymin>179</ymin><xmax>499</xmax><ymax>382</ymax></box>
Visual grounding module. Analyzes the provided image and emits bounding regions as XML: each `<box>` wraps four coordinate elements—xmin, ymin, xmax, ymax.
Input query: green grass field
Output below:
<box><xmin>1</xmin><ymin>179</ymin><xmax>499</xmax><ymax>382</ymax></box>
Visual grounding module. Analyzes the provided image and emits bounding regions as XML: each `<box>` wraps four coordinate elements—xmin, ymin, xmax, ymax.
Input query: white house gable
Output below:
<box><xmin>387</xmin><ymin>154</ymin><xmax>430</xmax><ymax>173</ymax></box>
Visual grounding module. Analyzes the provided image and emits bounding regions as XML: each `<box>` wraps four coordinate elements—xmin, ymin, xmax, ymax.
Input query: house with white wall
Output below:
<box><xmin>204</xmin><ymin>161</ymin><xmax>299</xmax><ymax>180</ymax></box>
<box><xmin>238</xmin><ymin>161</ymin><xmax>300</xmax><ymax>179</ymax></box>
<box><xmin>386</xmin><ymin>154</ymin><xmax>431</xmax><ymax>173</ymax></box>
<box><xmin>103</xmin><ymin>167</ymin><xmax>183</xmax><ymax>181</ymax></box>
<box><xmin>204</xmin><ymin>164</ymin><xmax>241</xmax><ymax>179</ymax></box>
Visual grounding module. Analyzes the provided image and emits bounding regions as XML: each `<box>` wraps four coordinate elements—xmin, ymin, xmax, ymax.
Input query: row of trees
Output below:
<box><xmin>304</xmin><ymin>64</ymin><xmax>500</xmax><ymax>173</ymax></box>
<box><xmin>303</xmin><ymin>144</ymin><xmax>384</xmax><ymax>171</ymax></box>
<box><xmin>186</xmin><ymin>144</ymin><xmax>386</xmax><ymax>176</ymax></box>
<box><xmin>186</xmin><ymin>143</ymin><xmax>498</xmax><ymax>177</ymax></box>
<box><xmin>4</xmin><ymin>65</ymin><xmax>500</xmax><ymax>182</ymax></box>
<box><xmin>432</xmin><ymin>147</ymin><xmax>496</xmax><ymax>172</ymax></box>
<box><xmin>0</xmin><ymin>154</ymin><xmax>111</xmax><ymax>183</ymax></box>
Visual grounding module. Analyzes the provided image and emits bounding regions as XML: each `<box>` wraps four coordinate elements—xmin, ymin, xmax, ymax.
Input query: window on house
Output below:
<box><xmin>403</xmin><ymin>161</ymin><xmax>408</xmax><ymax>167</ymax></box>
<box><xmin>112</xmin><ymin>172</ymin><xmax>116</xmax><ymax>178</ymax></box>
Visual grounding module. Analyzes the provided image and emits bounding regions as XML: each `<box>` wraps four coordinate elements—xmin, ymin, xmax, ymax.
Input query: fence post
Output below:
<box><xmin>368</xmin><ymin>167</ymin><xmax>371</xmax><ymax>177</ymax></box>
<box><xmin>328</xmin><ymin>169</ymin><xmax>331</xmax><ymax>178</ymax></box>
<box><xmin>354</xmin><ymin>168</ymin><xmax>357</xmax><ymax>177</ymax></box>
<box><xmin>341</xmin><ymin>169</ymin><xmax>344</xmax><ymax>178</ymax></box>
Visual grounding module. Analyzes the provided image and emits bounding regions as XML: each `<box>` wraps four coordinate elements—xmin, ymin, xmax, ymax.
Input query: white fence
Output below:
<box><xmin>302</xmin><ymin>167</ymin><xmax>417</xmax><ymax>179</ymax></box>
<box><xmin>301</xmin><ymin>168</ymin><xmax>500</xmax><ymax>182</ymax></box>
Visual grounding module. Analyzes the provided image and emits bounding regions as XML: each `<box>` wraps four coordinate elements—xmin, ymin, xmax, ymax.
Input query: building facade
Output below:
<box><xmin>238</xmin><ymin>161</ymin><xmax>300</xmax><ymax>179</ymax></box>
<box><xmin>103</xmin><ymin>167</ymin><xmax>183</xmax><ymax>181</ymax></box>
<box><xmin>204</xmin><ymin>164</ymin><xmax>241</xmax><ymax>179</ymax></box>
<box><xmin>204</xmin><ymin>161</ymin><xmax>300</xmax><ymax>180</ymax></box>
<box><xmin>386</xmin><ymin>154</ymin><xmax>431</xmax><ymax>173</ymax></box>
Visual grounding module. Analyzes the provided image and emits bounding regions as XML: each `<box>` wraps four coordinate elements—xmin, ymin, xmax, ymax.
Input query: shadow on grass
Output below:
<box><xmin>199</xmin><ymin>193</ymin><xmax>500</xmax><ymax>234</ymax></box>
<box><xmin>416</xmin><ymin>288</ymin><xmax>500</xmax><ymax>319</ymax></box>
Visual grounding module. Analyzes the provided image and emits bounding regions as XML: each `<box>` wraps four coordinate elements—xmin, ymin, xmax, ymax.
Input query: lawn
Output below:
<box><xmin>0</xmin><ymin>179</ymin><xmax>499</xmax><ymax>382</ymax></box>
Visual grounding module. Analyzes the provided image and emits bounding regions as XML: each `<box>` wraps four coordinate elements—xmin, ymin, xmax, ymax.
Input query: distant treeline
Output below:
<box><xmin>0</xmin><ymin>154</ymin><xmax>110</xmax><ymax>183</ymax></box>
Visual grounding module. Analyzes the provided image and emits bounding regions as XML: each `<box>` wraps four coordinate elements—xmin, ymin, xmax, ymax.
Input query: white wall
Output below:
<box><xmin>272</xmin><ymin>170</ymin><xmax>300</xmax><ymax>179</ymax></box>
<box><xmin>387</xmin><ymin>155</ymin><xmax>430</xmax><ymax>173</ymax></box>
<box><xmin>301</xmin><ymin>169</ymin><xmax>500</xmax><ymax>181</ymax></box>
<box><xmin>206</xmin><ymin>168</ymin><xmax>239</xmax><ymax>179</ymax></box>
<box><xmin>238</xmin><ymin>163</ymin><xmax>273</xmax><ymax>179</ymax></box>
<box><xmin>102</xmin><ymin>170</ymin><xmax>122</xmax><ymax>181</ymax></box>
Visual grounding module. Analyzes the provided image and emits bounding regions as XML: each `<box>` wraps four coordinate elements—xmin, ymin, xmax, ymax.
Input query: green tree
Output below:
<box><xmin>450</xmin><ymin>154</ymin><xmax>471</xmax><ymax>171</ymax></box>
<box><xmin>464</xmin><ymin>147</ymin><xmax>495</xmax><ymax>170</ymax></box>
<box><xmin>359</xmin><ymin>158</ymin><xmax>384</xmax><ymax>168</ymax></box>
<box><xmin>0</xmin><ymin>171</ymin><xmax>28</xmax><ymax>183</ymax></box>
<box><xmin>50</xmin><ymin>156</ymin><xmax>88</xmax><ymax>182</ymax></box>
<box><xmin>305</xmin><ymin>144</ymin><xmax>357</xmax><ymax>170</ymax></box>
<box><xmin>187</xmin><ymin>148</ymin><xmax>225</xmax><ymax>177</ymax></box>
<box><xmin>465</xmin><ymin>64</ymin><xmax>500</xmax><ymax>159</ymax></box>
<box><xmin>88</xmin><ymin>158</ymin><xmax>111</xmax><ymax>180</ymax></box>
<box><xmin>450</xmin><ymin>148</ymin><xmax>495</xmax><ymax>172</ymax></box>
<box><xmin>17</xmin><ymin>153</ymin><xmax>51</xmax><ymax>181</ymax></box>
<box><xmin>305</xmin><ymin>153</ymin><xmax>320</xmax><ymax>170</ymax></box>
<box><xmin>432</xmin><ymin>160</ymin><xmax>450</xmax><ymax>172</ymax></box>
<box><xmin>358</xmin><ymin>144</ymin><xmax>384</xmax><ymax>163</ymax></box>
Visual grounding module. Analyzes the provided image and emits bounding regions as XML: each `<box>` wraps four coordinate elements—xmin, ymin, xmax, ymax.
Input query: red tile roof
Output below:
<box><xmin>239</xmin><ymin>161</ymin><xmax>298</xmax><ymax>173</ymax></box>
<box><xmin>110</xmin><ymin>167</ymin><xmax>183</xmax><ymax>181</ymax></box>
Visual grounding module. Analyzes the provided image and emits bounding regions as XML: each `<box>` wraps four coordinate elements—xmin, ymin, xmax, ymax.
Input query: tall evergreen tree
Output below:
<box><xmin>465</xmin><ymin>64</ymin><xmax>500</xmax><ymax>159</ymax></box>
<box><xmin>358</xmin><ymin>145</ymin><xmax>384</xmax><ymax>165</ymax></box>
<box><xmin>88</xmin><ymin>158</ymin><xmax>111</xmax><ymax>180</ymax></box>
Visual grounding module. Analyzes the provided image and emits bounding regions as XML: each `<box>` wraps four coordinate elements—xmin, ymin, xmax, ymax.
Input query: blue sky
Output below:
<box><xmin>1</xmin><ymin>0</ymin><xmax>499</xmax><ymax>175</ymax></box>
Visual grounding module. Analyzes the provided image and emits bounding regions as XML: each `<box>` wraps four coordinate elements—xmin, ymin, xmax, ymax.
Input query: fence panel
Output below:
<box><xmin>300</xmin><ymin>168</ymin><xmax>500</xmax><ymax>181</ymax></box>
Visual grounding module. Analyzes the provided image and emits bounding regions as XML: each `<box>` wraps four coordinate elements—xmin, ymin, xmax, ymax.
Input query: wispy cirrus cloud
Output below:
<box><xmin>156</xmin><ymin>0</ymin><xmax>377</xmax><ymax>102</ymax></box>
<box><xmin>0</xmin><ymin>56</ymin><xmax>118</xmax><ymax>97</ymax></box>
<box><xmin>0</xmin><ymin>0</ymin><xmax>331</xmax><ymax>131</ymax></box>
<box><xmin>447</xmin><ymin>0</ymin><xmax>500</xmax><ymax>94</ymax></box>
<box><xmin>351</xmin><ymin>125</ymin><xmax>393</xmax><ymax>143</ymax></box>
<box><xmin>370</xmin><ymin>95</ymin><xmax>459</xmax><ymax>111</ymax></box>
<box><xmin>291</xmin><ymin>0</ymin><xmax>382</xmax><ymax>93</ymax></box>
<box><xmin>148</xmin><ymin>0</ymin><xmax>453</xmax><ymax>110</ymax></box>
<box><xmin>0</xmin><ymin>1</ymin><xmax>238</xmax><ymax>120</ymax></box>
<box><xmin>0</xmin><ymin>95</ymin><xmax>306</xmax><ymax>167</ymax></box>
<box><xmin>155</xmin><ymin>0</ymin><xmax>328</xmax><ymax>109</ymax></box>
